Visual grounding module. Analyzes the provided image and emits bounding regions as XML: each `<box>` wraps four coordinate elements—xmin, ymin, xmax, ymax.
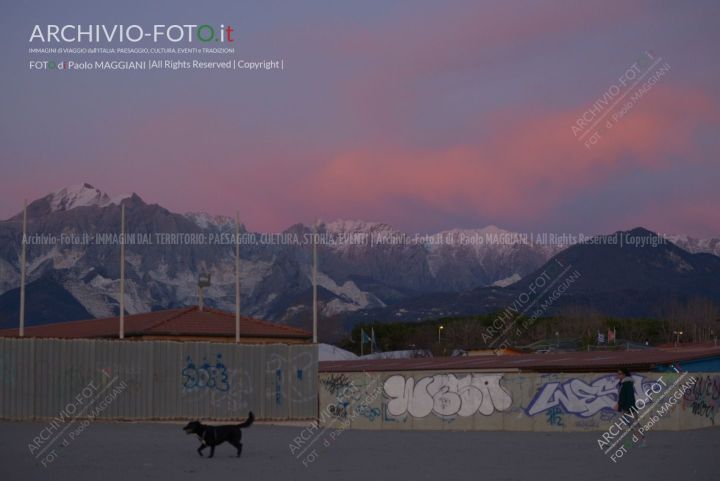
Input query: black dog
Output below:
<box><xmin>183</xmin><ymin>412</ymin><xmax>254</xmax><ymax>458</ymax></box>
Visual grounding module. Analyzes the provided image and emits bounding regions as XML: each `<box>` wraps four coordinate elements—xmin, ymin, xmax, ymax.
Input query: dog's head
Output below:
<box><xmin>182</xmin><ymin>420</ymin><xmax>202</xmax><ymax>435</ymax></box>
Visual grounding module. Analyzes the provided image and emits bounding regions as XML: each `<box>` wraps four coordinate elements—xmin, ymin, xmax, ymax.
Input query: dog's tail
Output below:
<box><xmin>238</xmin><ymin>411</ymin><xmax>254</xmax><ymax>428</ymax></box>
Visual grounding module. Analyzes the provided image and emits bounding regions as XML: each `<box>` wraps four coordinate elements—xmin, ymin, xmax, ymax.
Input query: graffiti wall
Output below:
<box><xmin>0</xmin><ymin>338</ymin><xmax>317</xmax><ymax>421</ymax></box>
<box><xmin>318</xmin><ymin>370</ymin><xmax>718</xmax><ymax>431</ymax></box>
<box><xmin>681</xmin><ymin>374</ymin><xmax>720</xmax><ymax>427</ymax></box>
<box><xmin>384</xmin><ymin>373</ymin><xmax>512</xmax><ymax>418</ymax></box>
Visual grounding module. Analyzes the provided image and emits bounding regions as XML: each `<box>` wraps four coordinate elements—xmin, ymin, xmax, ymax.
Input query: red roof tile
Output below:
<box><xmin>0</xmin><ymin>306</ymin><xmax>311</xmax><ymax>341</ymax></box>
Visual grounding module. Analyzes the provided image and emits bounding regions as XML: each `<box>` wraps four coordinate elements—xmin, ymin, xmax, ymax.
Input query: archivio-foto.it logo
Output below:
<box><xmin>29</xmin><ymin>24</ymin><xmax>235</xmax><ymax>43</ymax></box>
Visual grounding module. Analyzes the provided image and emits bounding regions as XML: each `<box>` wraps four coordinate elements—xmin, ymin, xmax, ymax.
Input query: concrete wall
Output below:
<box><xmin>318</xmin><ymin>370</ymin><xmax>719</xmax><ymax>431</ymax></box>
<box><xmin>0</xmin><ymin>338</ymin><xmax>317</xmax><ymax>421</ymax></box>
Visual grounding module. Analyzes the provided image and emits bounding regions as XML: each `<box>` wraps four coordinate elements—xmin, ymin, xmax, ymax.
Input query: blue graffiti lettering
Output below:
<box><xmin>181</xmin><ymin>354</ymin><xmax>230</xmax><ymax>392</ymax></box>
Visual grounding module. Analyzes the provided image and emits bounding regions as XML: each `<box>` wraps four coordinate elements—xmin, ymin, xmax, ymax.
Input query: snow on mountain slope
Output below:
<box><xmin>63</xmin><ymin>278</ymin><xmax>121</xmax><ymax>319</ymax></box>
<box><xmin>324</xmin><ymin>219</ymin><xmax>394</xmax><ymax>234</ymax></box>
<box><xmin>0</xmin><ymin>259</ymin><xmax>19</xmax><ymax>295</ymax></box>
<box><xmin>48</xmin><ymin>184</ymin><xmax>111</xmax><ymax>212</ymax></box>
<box><xmin>321</xmin><ymin>219</ymin><xmax>403</xmax><ymax>251</ymax></box>
<box><xmin>46</xmin><ymin>183</ymin><xmax>130</xmax><ymax>212</ymax></box>
<box><xmin>312</xmin><ymin>270</ymin><xmax>386</xmax><ymax>315</ymax></box>
<box><xmin>3</xmin><ymin>183</ymin><xmax>719</xmax><ymax>326</ymax></box>
<box><xmin>665</xmin><ymin>235</ymin><xmax>720</xmax><ymax>257</ymax></box>
<box><xmin>492</xmin><ymin>273</ymin><xmax>522</xmax><ymax>287</ymax></box>
<box><xmin>15</xmin><ymin>183</ymin><xmax>131</xmax><ymax>219</ymax></box>
<box><xmin>184</xmin><ymin>212</ymin><xmax>237</xmax><ymax>230</ymax></box>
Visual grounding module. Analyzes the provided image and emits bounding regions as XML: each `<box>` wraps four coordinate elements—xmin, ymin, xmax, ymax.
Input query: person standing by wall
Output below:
<box><xmin>616</xmin><ymin>367</ymin><xmax>646</xmax><ymax>447</ymax></box>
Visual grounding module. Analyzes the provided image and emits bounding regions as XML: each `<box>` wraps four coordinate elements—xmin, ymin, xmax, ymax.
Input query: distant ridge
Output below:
<box><xmin>0</xmin><ymin>184</ymin><xmax>718</xmax><ymax>328</ymax></box>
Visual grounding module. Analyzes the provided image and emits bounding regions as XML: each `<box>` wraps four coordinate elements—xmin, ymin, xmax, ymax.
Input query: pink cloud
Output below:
<box><xmin>17</xmin><ymin>83</ymin><xmax>712</xmax><ymax>237</ymax></box>
<box><xmin>293</xmin><ymin>85</ymin><xmax>718</xmax><ymax>231</ymax></box>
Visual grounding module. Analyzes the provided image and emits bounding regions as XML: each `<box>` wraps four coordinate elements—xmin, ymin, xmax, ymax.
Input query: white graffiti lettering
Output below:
<box><xmin>383</xmin><ymin>374</ymin><xmax>512</xmax><ymax>418</ymax></box>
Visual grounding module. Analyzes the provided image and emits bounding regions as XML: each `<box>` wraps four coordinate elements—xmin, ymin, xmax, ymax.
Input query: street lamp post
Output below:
<box><xmin>438</xmin><ymin>325</ymin><xmax>444</xmax><ymax>343</ymax></box>
<box><xmin>673</xmin><ymin>330</ymin><xmax>683</xmax><ymax>347</ymax></box>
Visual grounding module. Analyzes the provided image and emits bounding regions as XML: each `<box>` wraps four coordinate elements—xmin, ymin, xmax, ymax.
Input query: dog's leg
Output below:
<box><xmin>229</xmin><ymin>440</ymin><xmax>243</xmax><ymax>457</ymax></box>
<box><xmin>197</xmin><ymin>443</ymin><xmax>207</xmax><ymax>457</ymax></box>
<box><xmin>208</xmin><ymin>445</ymin><xmax>215</xmax><ymax>458</ymax></box>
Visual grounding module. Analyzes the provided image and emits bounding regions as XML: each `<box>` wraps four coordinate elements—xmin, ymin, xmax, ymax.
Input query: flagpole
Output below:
<box><xmin>119</xmin><ymin>204</ymin><xmax>125</xmax><ymax>339</ymax></box>
<box><xmin>235</xmin><ymin>211</ymin><xmax>240</xmax><ymax>343</ymax></box>
<box><xmin>19</xmin><ymin>199</ymin><xmax>27</xmax><ymax>337</ymax></box>
<box><xmin>360</xmin><ymin>328</ymin><xmax>364</xmax><ymax>356</ymax></box>
<box><xmin>312</xmin><ymin>220</ymin><xmax>318</xmax><ymax>344</ymax></box>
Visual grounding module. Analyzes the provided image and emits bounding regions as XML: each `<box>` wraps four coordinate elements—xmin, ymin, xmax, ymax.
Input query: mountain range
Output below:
<box><xmin>348</xmin><ymin>227</ymin><xmax>720</xmax><ymax>325</ymax></box>
<box><xmin>0</xmin><ymin>184</ymin><xmax>719</xmax><ymax>332</ymax></box>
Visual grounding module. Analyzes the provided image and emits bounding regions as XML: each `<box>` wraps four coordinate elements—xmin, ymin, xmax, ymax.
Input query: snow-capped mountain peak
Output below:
<box><xmin>42</xmin><ymin>183</ymin><xmax>131</xmax><ymax>214</ymax></box>
<box><xmin>47</xmin><ymin>183</ymin><xmax>110</xmax><ymax>212</ymax></box>
<box><xmin>2</xmin><ymin>184</ymin><xmax>720</xmax><ymax>327</ymax></box>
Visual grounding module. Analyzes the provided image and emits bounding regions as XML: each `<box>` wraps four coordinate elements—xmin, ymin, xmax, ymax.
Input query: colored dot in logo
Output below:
<box><xmin>197</xmin><ymin>24</ymin><xmax>215</xmax><ymax>42</ymax></box>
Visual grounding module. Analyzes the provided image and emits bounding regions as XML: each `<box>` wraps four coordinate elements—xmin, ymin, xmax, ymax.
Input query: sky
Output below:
<box><xmin>1</xmin><ymin>0</ymin><xmax>718</xmax><ymax>236</ymax></box>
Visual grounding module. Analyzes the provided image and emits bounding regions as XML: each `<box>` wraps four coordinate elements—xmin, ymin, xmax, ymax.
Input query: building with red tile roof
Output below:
<box><xmin>0</xmin><ymin>306</ymin><xmax>311</xmax><ymax>344</ymax></box>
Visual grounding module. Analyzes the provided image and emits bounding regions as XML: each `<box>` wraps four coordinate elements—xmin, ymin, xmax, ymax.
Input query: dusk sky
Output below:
<box><xmin>1</xmin><ymin>0</ymin><xmax>718</xmax><ymax>236</ymax></box>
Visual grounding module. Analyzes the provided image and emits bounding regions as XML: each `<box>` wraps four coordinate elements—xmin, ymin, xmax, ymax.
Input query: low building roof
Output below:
<box><xmin>319</xmin><ymin>345</ymin><xmax>720</xmax><ymax>373</ymax></box>
<box><xmin>0</xmin><ymin>306</ymin><xmax>311</xmax><ymax>341</ymax></box>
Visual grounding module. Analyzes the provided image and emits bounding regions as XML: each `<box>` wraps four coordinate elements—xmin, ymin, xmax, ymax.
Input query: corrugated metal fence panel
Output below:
<box><xmin>0</xmin><ymin>338</ymin><xmax>35</xmax><ymax>420</ymax></box>
<box><xmin>0</xmin><ymin>338</ymin><xmax>318</xmax><ymax>421</ymax></box>
<box><xmin>262</xmin><ymin>344</ymin><xmax>284</xmax><ymax>420</ymax></box>
<box><xmin>247</xmin><ymin>344</ymin><xmax>264</xmax><ymax>420</ymax></box>
<box><xmin>288</xmin><ymin>343</ymin><xmax>318</xmax><ymax>419</ymax></box>
<box><xmin>153</xmin><ymin>341</ymin><xmax>178</xmax><ymax>419</ymax></box>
